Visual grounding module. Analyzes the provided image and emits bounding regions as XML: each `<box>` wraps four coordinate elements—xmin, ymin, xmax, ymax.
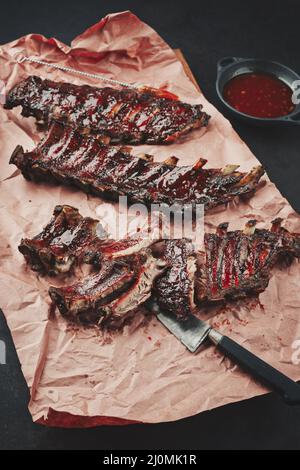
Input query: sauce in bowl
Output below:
<box><xmin>223</xmin><ymin>72</ymin><xmax>295</xmax><ymax>118</ymax></box>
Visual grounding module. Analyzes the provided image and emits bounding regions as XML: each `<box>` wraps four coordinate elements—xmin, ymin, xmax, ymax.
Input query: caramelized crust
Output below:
<box><xmin>155</xmin><ymin>239</ymin><xmax>197</xmax><ymax>320</ymax></box>
<box><xmin>5</xmin><ymin>75</ymin><xmax>210</xmax><ymax>144</ymax></box>
<box><xmin>196</xmin><ymin>219</ymin><xmax>300</xmax><ymax>303</ymax></box>
<box><xmin>18</xmin><ymin>205</ymin><xmax>106</xmax><ymax>275</ymax></box>
<box><xmin>49</xmin><ymin>253</ymin><xmax>166</xmax><ymax>328</ymax></box>
<box><xmin>10</xmin><ymin>123</ymin><xmax>265</xmax><ymax>212</ymax></box>
<box><xmin>19</xmin><ymin>206</ymin><xmax>300</xmax><ymax>327</ymax></box>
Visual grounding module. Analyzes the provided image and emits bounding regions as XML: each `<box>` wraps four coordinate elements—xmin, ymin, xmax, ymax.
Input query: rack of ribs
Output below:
<box><xmin>18</xmin><ymin>204</ymin><xmax>155</xmax><ymax>276</ymax></box>
<box><xmin>49</xmin><ymin>252</ymin><xmax>166</xmax><ymax>328</ymax></box>
<box><xmin>18</xmin><ymin>205</ymin><xmax>107</xmax><ymax>275</ymax></box>
<box><xmin>10</xmin><ymin>123</ymin><xmax>265</xmax><ymax>212</ymax></box>
<box><xmin>196</xmin><ymin>218</ymin><xmax>300</xmax><ymax>303</ymax></box>
<box><xmin>20</xmin><ymin>205</ymin><xmax>166</xmax><ymax>327</ymax></box>
<box><xmin>18</xmin><ymin>206</ymin><xmax>300</xmax><ymax>327</ymax></box>
<box><xmin>4</xmin><ymin>75</ymin><xmax>210</xmax><ymax>144</ymax></box>
<box><xmin>48</xmin><ymin>218</ymin><xmax>300</xmax><ymax>325</ymax></box>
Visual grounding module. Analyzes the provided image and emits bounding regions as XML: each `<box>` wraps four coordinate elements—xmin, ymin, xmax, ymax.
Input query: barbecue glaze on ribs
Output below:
<box><xmin>19</xmin><ymin>206</ymin><xmax>300</xmax><ymax>328</ymax></box>
<box><xmin>18</xmin><ymin>205</ymin><xmax>107</xmax><ymax>275</ymax></box>
<box><xmin>196</xmin><ymin>218</ymin><xmax>300</xmax><ymax>303</ymax></box>
<box><xmin>49</xmin><ymin>253</ymin><xmax>166</xmax><ymax>328</ymax></box>
<box><xmin>4</xmin><ymin>75</ymin><xmax>210</xmax><ymax>144</ymax></box>
<box><xmin>10</xmin><ymin>123</ymin><xmax>265</xmax><ymax>212</ymax></box>
<box><xmin>155</xmin><ymin>239</ymin><xmax>197</xmax><ymax>320</ymax></box>
<box><xmin>19</xmin><ymin>205</ymin><xmax>166</xmax><ymax>327</ymax></box>
<box><xmin>18</xmin><ymin>204</ymin><xmax>155</xmax><ymax>276</ymax></box>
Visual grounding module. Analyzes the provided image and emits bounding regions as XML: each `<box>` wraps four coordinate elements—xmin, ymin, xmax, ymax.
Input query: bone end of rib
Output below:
<box><xmin>222</xmin><ymin>164</ymin><xmax>240</xmax><ymax>175</ymax></box>
<box><xmin>243</xmin><ymin>219</ymin><xmax>257</xmax><ymax>235</ymax></box>
<box><xmin>164</xmin><ymin>156</ymin><xmax>179</xmax><ymax>166</ymax></box>
<box><xmin>237</xmin><ymin>165</ymin><xmax>265</xmax><ymax>186</ymax></box>
<box><xmin>193</xmin><ymin>158</ymin><xmax>207</xmax><ymax>170</ymax></box>
<box><xmin>138</xmin><ymin>152</ymin><xmax>154</xmax><ymax>162</ymax></box>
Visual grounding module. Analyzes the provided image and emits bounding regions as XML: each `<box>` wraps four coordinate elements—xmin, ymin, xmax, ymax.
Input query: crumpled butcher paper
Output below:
<box><xmin>0</xmin><ymin>11</ymin><xmax>300</xmax><ymax>427</ymax></box>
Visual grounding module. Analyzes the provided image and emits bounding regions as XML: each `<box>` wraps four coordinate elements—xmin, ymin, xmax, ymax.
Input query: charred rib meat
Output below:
<box><xmin>19</xmin><ymin>204</ymin><xmax>155</xmax><ymax>276</ymax></box>
<box><xmin>4</xmin><ymin>75</ymin><xmax>210</xmax><ymax>144</ymax></box>
<box><xmin>49</xmin><ymin>252</ymin><xmax>166</xmax><ymax>328</ymax></box>
<box><xmin>155</xmin><ymin>239</ymin><xmax>197</xmax><ymax>320</ymax></box>
<box><xmin>19</xmin><ymin>205</ymin><xmax>300</xmax><ymax>328</ymax></box>
<box><xmin>20</xmin><ymin>205</ymin><xmax>166</xmax><ymax>327</ymax></box>
<box><xmin>18</xmin><ymin>205</ymin><xmax>107</xmax><ymax>275</ymax></box>
<box><xmin>10</xmin><ymin>123</ymin><xmax>264</xmax><ymax>212</ymax></box>
<box><xmin>196</xmin><ymin>218</ymin><xmax>300</xmax><ymax>303</ymax></box>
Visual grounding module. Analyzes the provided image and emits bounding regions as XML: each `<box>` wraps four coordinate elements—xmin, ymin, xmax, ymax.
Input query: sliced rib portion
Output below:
<box><xmin>18</xmin><ymin>205</ymin><xmax>300</xmax><ymax>328</ymax></box>
<box><xmin>49</xmin><ymin>260</ymin><xmax>135</xmax><ymax>324</ymax></box>
<box><xmin>18</xmin><ymin>205</ymin><xmax>107</xmax><ymax>275</ymax></box>
<box><xmin>196</xmin><ymin>218</ymin><xmax>300</xmax><ymax>303</ymax></box>
<box><xmin>155</xmin><ymin>239</ymin><xmax>197</xmax><ymax>320</ymax></box>
<box><xmin>49</xmin><ymin>252</ymin><xmax>166</xmax><ymax>328</ymax></box>
<box><xmin>10</xmin><ymin>123</ymin><xmax>265</xmax><ymax>212</ymax></box>
<box><xmin>18</xmin><ymin>204</ymin><xmax>156</xmax><ymax>276</ymax></box>
<box><xmin>4</xmin><ymin>75</ymin><xmax>210</xmax><ymax>144</ymax></box>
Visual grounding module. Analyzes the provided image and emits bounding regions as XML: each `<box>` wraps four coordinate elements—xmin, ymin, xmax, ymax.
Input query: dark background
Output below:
<box><xmin>1</xmin><ymin>0</ymin><xmax>300</xmax><ymax>450</ymax></box>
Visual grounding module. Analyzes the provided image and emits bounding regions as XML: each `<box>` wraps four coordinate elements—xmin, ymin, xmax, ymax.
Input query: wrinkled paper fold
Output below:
<box><xmin>0</xmin><ymin>11</ymin><xmax>300</xmax><ymax>426</ymax></box>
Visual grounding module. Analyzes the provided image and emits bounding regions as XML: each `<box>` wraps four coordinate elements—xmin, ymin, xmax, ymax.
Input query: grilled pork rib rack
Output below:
<box><xmin>19</xmin><ymin>205</ymin><xmax>107</xmax><ymax>275</ymax></box>
<box><xmin>196</xmin><ymin>218</ymin><xmax>300</xmax><ymax>303</ymax></box>
<box><xmin>19</xmin><ymin>205</ymin><xmax>155</xmax><ymax>275</ymax></box>
<box><xmin>10</xmin><ymin>123</ymin><xmax>264</xmax><ymax>212</ymax></box>
<box><xmin>19</xmin><ymin>206</ymin><xmax>300</xmax><ymax>327</ymax></box>
<box><xmin>49</xmin><ymin>254</ymin><xmax>166</xmax><ymax>328</ymax></box>
<box><xmin>19</xmin><ymin>205</ymin><xmax>166</xmax><ymax>327</ymax></box>
<box><xmin>4</xmin><ymin>75</ymin><xmax>210</xmax><ymax>144</ymax></box>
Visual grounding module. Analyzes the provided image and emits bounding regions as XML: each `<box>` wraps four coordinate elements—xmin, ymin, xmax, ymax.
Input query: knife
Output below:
<box><xmin>149</xmin><ymin>300</ymin><xmax>300</xmax><ymax>405</ymax></box>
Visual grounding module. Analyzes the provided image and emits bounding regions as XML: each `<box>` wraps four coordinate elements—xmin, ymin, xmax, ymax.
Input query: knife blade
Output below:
<box><xmin>149</xmin><ymin>300</ymin><xmax>300</xmax><ymax>405</ymax></box>
<box><xmin>150</xmin><ymin>300</ymin><xmax>211</xmax><ymax>352</ymax></box>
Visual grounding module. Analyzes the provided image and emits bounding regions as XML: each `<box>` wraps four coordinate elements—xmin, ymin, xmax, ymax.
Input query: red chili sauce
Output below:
<box><xmin>223</xmin><ymin>73</ymin><xmax>295</xmax><ymax>118</ymax></box>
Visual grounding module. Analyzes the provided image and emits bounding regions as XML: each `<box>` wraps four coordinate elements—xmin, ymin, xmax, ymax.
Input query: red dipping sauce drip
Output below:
<box><xmin>223</xmin><ymin>73</ymin><xmax>295</xmax><ymax>118</ymax></box>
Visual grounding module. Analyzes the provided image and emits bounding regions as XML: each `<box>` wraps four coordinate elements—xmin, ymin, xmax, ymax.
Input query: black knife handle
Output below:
<box><xmin>217</xmin><ymin>335</ymin><xmax>300</xmax><ymax>405</ymax></box>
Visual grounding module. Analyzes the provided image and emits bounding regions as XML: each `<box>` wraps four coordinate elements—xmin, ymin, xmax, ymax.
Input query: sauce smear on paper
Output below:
<box><xmin>223</xmin><ymin>73</ymin><xmax>295</xmax><ymax>118</ymax></box>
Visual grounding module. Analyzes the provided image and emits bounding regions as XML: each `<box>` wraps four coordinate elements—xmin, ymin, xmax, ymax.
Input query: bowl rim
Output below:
<box><xmin>215</xmin><ymin>56</ymin><xmax>300</xmax><ymax>123</ymax></box>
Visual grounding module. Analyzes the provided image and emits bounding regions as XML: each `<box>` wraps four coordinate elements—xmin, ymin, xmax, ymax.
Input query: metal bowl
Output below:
<box><xmin>216</xmin><ymin>56</ymin><xmax>300</xmax><ymax>126</ymax></box>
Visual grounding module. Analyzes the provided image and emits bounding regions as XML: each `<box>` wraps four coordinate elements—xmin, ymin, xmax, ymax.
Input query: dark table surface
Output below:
<box><xmin>1</xmin><ymin>0</ymin><xmax>300</xmax><ymax>450</ymax></box>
